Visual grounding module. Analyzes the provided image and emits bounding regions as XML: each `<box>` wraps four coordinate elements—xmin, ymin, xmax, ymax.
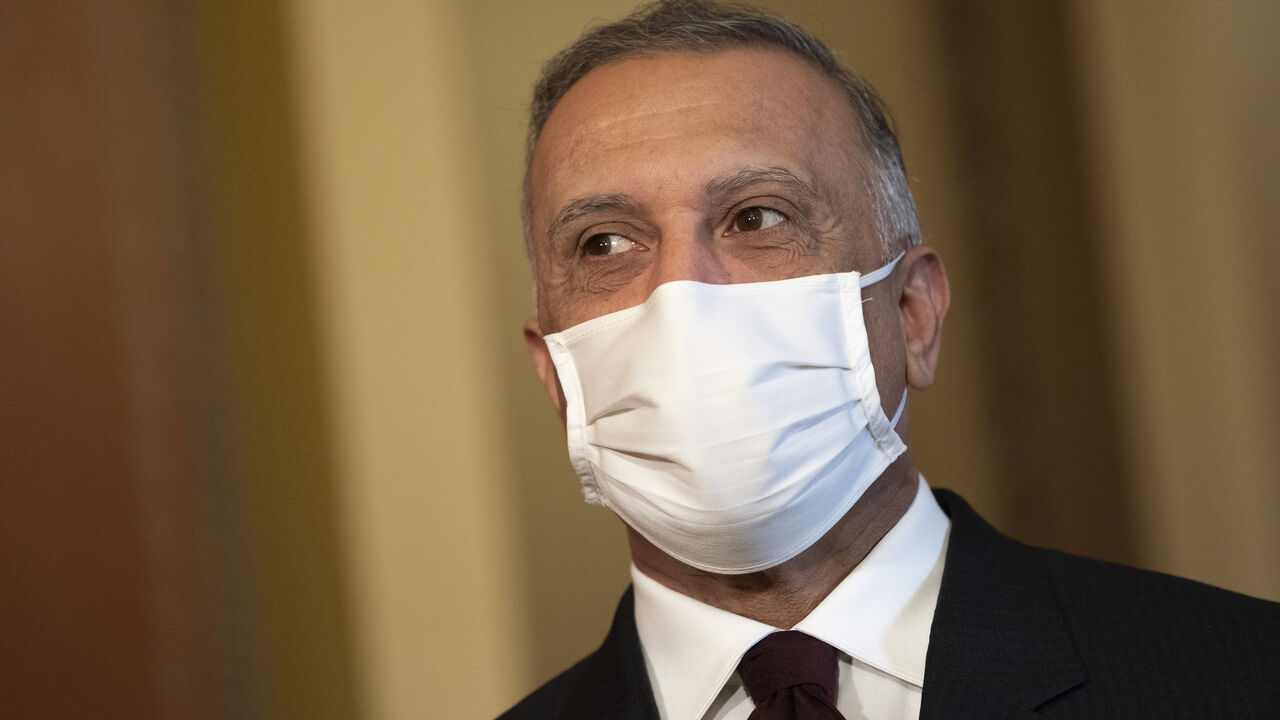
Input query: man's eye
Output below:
<box><xmin>731</xmin><ymin>207</ymin><xmax>787</xmax><ymax>232</ymax></box>
<box><xmin>583</xmin><ymin>233</ymin><xmax>635</xmax><ymax>256</ymax></box>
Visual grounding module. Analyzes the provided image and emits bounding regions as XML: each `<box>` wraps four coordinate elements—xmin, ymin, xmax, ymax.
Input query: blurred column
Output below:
<box><xmin>1</xmin><ymin>2</ymin><xmax>215</xmax><ymax>717</ymax></box>
<box><xmin>283</xmin><ymin>0</ymin><xmax>528</xmax><ymax>717</ymax></box>
<box><xmin>194</xmin><ymin>0</ymin><xmax>359</xmax><ymax>716</ymax></box>
<box><xmin>1072</xmin><ymin>0</ymin><xmax>1280</xmax><ymax>600</ymax></box>
<box><xmin>927</xmin><ymin>0</ymin><xmax>1141</xmax><ymax>566</ymax></box>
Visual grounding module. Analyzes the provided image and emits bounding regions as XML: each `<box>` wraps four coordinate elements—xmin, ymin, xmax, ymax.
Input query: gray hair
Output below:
<box><xmin>525</xmin><ymin>0</ymin><xmax>921</xmax><ymax>262</ymax></box>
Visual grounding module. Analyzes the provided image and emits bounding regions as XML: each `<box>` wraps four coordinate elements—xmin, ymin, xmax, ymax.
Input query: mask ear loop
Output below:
<box><xmin>858</xmin><ymin>253</ymin><xmax>910</xmax><ymax>433</ymax></box>
<box><xmin>889</xmin><ymin>387</ymin><xmax>908</xmax><ymax>428</ymax></box>
<box><xmin>857</xmin><ymin>251</ymin><xmax>906</xmax><ymax>289</ymax></box>
<box><xmin>857</xmin><ymin>253</ymin><xmax>910</xmax><ymax>434</ymax></box>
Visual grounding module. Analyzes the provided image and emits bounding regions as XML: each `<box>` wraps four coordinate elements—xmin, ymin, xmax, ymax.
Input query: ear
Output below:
<box><xmin>523</xmin><ymin>316</ymin><xmax>567</xmax><ymax>420</ymax></box>
<box><xmin>898</xmin><ymin>246</ymin><xmax>950</xmax><ymax>389</ymax></box>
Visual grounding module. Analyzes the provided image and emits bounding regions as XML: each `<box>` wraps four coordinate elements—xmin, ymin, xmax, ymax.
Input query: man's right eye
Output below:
<box><xmin>583</xmin><ymin>233</ymin><xmax>634</xmax><ymax>256</ymax></box>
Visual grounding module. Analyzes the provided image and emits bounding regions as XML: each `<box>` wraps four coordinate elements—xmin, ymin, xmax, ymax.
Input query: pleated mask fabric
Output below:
<box><xmin>544</xmin><ymin>255</ymin><xmax>907</xmax><ymax>574</ymax></box>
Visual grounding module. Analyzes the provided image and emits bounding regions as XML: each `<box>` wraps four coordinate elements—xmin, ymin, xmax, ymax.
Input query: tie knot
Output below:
<box><xmin>737</xmin><ymin>631</ymin><xmax>839</xmax><ymax>704</ymax></box>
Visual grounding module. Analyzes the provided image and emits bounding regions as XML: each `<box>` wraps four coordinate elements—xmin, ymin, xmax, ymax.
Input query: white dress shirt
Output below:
<box><xmin>632</xmin><ymin>475</ymin><xmax>950</xmax><ymax>720</ymax></box>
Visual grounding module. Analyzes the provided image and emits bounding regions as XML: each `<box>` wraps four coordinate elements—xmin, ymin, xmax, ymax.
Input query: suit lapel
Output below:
<box><xmin>561</xmin><ymin>588</ymin><xmax>660</xmax><ymax>720</ymax></box>
<box><xmin>920</xmin><ymin>490</ymin><xmax>1086</xmax><ymax>719</ymax></box>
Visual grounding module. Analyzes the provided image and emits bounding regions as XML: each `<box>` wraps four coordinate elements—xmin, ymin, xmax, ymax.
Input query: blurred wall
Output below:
<box><xmin>1</xmin><ymin>1</ymin><xmax>1276</xmax><ymax>719</ymax></box>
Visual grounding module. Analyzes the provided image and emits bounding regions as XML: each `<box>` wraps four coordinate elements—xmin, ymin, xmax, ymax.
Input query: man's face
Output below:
<box><xmin>526</xmin><ymin>47</ymin><xmax>889</xmax><ymax>334</ymax></box>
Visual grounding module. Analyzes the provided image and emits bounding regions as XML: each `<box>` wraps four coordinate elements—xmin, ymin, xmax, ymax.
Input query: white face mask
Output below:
<box><xmin>543</xmin><ymin>255</ymin><xmax>907</xmax><ymax>575</ymax></box>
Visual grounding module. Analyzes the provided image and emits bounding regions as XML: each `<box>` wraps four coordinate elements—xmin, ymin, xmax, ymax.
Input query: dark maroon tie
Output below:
<box><xmin>737</xmin><ymin>631</ymin><xmax>847</xmax><ymax>719</ymax></box>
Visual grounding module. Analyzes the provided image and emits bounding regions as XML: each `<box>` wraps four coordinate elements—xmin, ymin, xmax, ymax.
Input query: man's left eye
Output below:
<box><xmin>731</xmin><ymin>207</ymin><xmax>786</xmax><ymax>232</ymax></box>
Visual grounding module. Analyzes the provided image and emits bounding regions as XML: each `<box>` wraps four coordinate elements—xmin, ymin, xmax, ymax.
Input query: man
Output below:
<box><xmin>503</xmin><ymin>2</ymin><xmax>1280</xmax><ymax>718</ymax></box>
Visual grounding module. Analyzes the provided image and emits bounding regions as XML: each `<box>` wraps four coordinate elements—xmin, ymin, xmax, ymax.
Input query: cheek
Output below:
<box><xmin>536</xmin><ymin>290</ymin><xmax>573</xmax><ymax>336</ymax></box>
<box><xmin>725</xmin><ymin>246</ymin><xmax>828</xmax><ymax>282</ymax></box>
<box><xmin>814</xmin><ymin>208</ymin><xmax>878</xmax><ymax>273</ymax></box>
<box><xmin>536</xmin><ymin>264</ymin><xmax>641</xmax><ymax>331</ymax></box>
<box><xmin>860</xmin><ymin>284</ymin><xmax>905</xmax><ymax>381</ymax></box>
<box><xmin>544</xmin><ymin>289</ymin><xmax>650</xmax><ymax>332</ymax></box>
<box><xmin>534</xmin><ymin>267</ymin><xmax>573</xmax><ymax>334</ymax></box>
<box><xmin>536</xmin><ymin>267</ymin><xmax>650</xmax><ymax>333</ymax></box>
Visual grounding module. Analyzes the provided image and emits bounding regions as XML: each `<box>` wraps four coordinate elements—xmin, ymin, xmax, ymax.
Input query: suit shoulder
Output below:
<box><xmin>497</xmin><ymin>656</ymin><xmax>591</xmax><ymax>720</ymax></box>
<box><xmin>1036</xmin><ymin>543</ymin><xmax>1280</xmax><ymax>621</ymax></box>
<box><xmin>937</xmin><ymin>487</ymin><xmax>1280</xmax><ymax>629</ymax></box>
<box><xmin>931</xmin><ymin>489</ymin><xmax>1279</xmax><ymax>712</ymax></box>
<box><xmin>1031</xmin><ymin>544</ymin><xmax>1280</xmax><ymax>684</ymax></box>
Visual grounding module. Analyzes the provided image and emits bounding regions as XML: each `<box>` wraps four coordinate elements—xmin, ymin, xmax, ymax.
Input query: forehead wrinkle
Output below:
<box><xmin>553</xmin><ymin>100</ymin><xmax>748</xmax><ymax>173</ymax></box>
<box><xmin>584</xmin><ymin>95</ymin><xmax>723</xmax><ymax>135</ymax></box>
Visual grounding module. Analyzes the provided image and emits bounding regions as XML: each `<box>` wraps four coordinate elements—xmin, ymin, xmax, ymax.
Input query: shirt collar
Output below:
<box><xmin>632</xmin><ymin>475</ymin><xmax>950</xmax><ymax>720</ymax></box>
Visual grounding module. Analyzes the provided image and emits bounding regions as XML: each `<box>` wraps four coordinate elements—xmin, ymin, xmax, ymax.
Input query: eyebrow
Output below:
<box><xmin>547</xmin><ymin>194</ymin><xmax>638</xmax><ymax>242</ymax></box>
<box><xmin>704</xmin><ymin>166</ymin><xmax>823</xmax><ymax>203</ymax></box>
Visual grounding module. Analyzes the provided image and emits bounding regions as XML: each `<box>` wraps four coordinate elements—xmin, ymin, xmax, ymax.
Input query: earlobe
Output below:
<box><xmin>523</xmin><ymin>316</ymin><xmax>567</xmax><ymax>418</ymax></box>
<box><xmin>898</xmin><ymin>247</ymin><xmax>951</xmax><ymax>389</ymax></box>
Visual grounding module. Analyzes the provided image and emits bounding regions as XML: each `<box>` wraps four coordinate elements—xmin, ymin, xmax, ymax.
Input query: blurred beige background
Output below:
<box><xmin>2</xmin><ymin>1</ymin><xmax>1277</xmax><ymax>718</ymax></box>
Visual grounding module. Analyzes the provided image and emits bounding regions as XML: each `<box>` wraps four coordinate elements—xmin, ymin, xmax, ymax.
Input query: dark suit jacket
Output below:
<box><xmin>500</xmin><ymin>490</ymin><xmax>1280</xmax><ymax>719</ymax></box>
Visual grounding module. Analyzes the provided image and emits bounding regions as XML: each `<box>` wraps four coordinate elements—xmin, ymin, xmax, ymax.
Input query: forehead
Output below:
<box><xmin>527</xmin><ymin>47</ymin><xmax>864</xmax><ymax>229</ymax></box>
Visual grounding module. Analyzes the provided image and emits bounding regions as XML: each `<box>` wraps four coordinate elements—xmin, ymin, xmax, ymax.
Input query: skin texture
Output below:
<box><xmin>523</xmin><ymin>48</ymin><xmax>950</xmax><ymax>629</ymax></box>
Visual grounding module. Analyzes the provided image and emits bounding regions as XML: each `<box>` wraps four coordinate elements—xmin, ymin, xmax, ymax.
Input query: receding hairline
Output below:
<box><xmin>523</xmin><ymin>45</ymin><xmax>879</xmax><ymax>238</ymax></box>
<box><xmin>528</xmin><ymin>43</ymin><xmax>863</xmax><ymax>153</ymax></box>
<box><xmin>531</xmin><ymin>44</ymin><xmax>864</xmax><ymax>149</ymax></box>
